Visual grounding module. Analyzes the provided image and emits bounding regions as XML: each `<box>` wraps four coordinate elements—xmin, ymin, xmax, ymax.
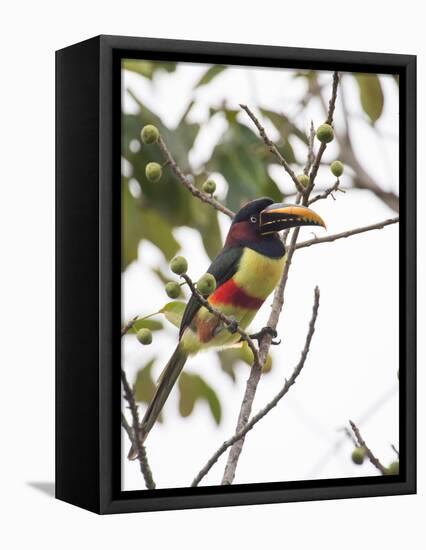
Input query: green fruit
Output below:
<box><xmin>140</xmin><ymin>124</ymin><xmax>160</xmax><ymax>144</ymax></box>
<box><xmin>351</xmin><ymin>446</ymin><xmax>366</xmax><ymax>465</ymax></box>
<box><xmin>330</xmin><ymin>160</ymin><xmax>344</xmax><ymax>177</ymax></box>
<box><xmin>197</xmin><ymin>273</ymin><xmax>216</xmax><ymax>296</ymax></box>
<box><xmin>316</xmin><ymin>123</ymin><xmax>334</xmax><ymax>143</ymax></box>
<box><xmin>136</xmin><ymin>328</ymin><xmax>152</xmax><ymax>345</ymax></box>
<box><xmin>170</xmin><ymin>256</ymin><xmax>188</xmax><ymax>275</ymax></box>
<box><xmin>165</xmin><ymin>281</ymin><xmax>181</xmax><ymax>299</ymax></box>
<box><xmin>297</xmin><ymin>174</ymin><xmax>310</xmax><ymax>188</ymax></box>
<box><xmin>145</xmin><ymin>162</ymin><xmax>162</xmax><ymax>182</ymax></box>
<box><xmin>202</xmin><ymin>179</ymin><xmax>216</xmax><ymax>194</ymax></box>
<box><xmin>386</xmin><ymin>461</ymin><xmax>399</xmax><ymax>475</ymax></box>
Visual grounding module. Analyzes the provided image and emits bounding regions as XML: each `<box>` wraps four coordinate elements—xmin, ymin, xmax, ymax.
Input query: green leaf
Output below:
<box><xmin>129</xmin><ymin>318</ymin><xmax>163</xmax><ymax>333</ymax></box>
<box><xmin>122</xmin><ymin>91</ymin><xmax>200</xmax><ymax>228</ymax></box>
<box><xmin>207</xmin><ymin>122</ymin><xmax>282</xmax><ymax>212</ymax></box>
<box><xmin>218</xmin><ymin>341</ymin><xmax>273</xmax><ymax>380</ymax></box>
<box><xmin>121</xmin><ymin>178</ymin><xmax>180</xmax><ymax>269</ymax></box>
<box><xmin>354</xmin><ymin>74</ymin><xmax>384</xmax><ymax>124</ymax></box>
<box><xmin>123</xmin><ymin>59</ymin><xmax>177</xmax><ymax>79</ymax></box>
<box><xmin>260</xmin><ymin>108</ymin><xmax>309</xmax><ymax>145</ymax></box>
<box><xmin>195</xmin><ymin>65</ymin><xmax>226</xmax><ymax>88</ymax></box>
<box><xmin>178</xmin><ymin>372</ymin><xmax>222</xmax><ymax>424</ymax></box>
<box><xmin>159</xmin><ymin>301</ymin><xmax>186</xmax><ymax>328</ymax></box>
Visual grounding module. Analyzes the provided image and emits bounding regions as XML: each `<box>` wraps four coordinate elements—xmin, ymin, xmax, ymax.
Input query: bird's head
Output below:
<box><xmin>225</xmin><ymin>197</ymin><xmax>325</xmax><ymax>248</ymax></box>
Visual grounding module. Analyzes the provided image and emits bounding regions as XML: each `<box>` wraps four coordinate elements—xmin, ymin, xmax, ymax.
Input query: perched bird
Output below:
<box><xmin>128</xmin><ymin>197</ymin><xmax>325</xmax><ymax>458</ymax></box>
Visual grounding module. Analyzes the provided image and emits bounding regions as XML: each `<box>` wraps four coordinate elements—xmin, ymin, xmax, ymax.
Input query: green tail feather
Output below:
<box><xmin>128</xmin><ymin>343</ymin><xmax>188</xmax><ymax>460</ymax></box>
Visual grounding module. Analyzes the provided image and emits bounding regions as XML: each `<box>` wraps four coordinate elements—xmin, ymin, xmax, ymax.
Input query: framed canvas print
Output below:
<box><xmin>56</xmin><ymin>35</ymin><xmax>416</xmax><ymax>514</ymax></box>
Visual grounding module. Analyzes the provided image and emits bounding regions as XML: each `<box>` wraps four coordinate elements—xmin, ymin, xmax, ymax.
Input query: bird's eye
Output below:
<box><xmin>250</xmin><ymin>216</ymin><xmax>257</xmax><ymax>223</ymax></box>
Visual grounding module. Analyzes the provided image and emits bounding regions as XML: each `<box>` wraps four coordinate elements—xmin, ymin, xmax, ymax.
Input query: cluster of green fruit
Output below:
<box><xmin>140</xmin><ymin>125</ymin><xmax>163</xmax><ymax>182</ymax></box>
<box><xmin>296</xmin><ymin>123</ymin><xmax>344</xmax><ymax>188</ymax></box>
<box><xmin>141</xmin><ymin>124</ymin><xmax>217</xmax><ymax>195</ymax></box>
<box><xmin>135</xmin><ymin>254</ymin><xmax>217</xmax><ymax>346</ymax></box>
<box><xmin>351</xmin><ymin>447</ymin><xmax>399</xmax><ymax>475</ymax></box>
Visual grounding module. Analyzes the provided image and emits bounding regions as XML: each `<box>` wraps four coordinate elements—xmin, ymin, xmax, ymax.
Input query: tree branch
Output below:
<box><xmin>220</xmin><ymin>72</ymin><xmax>340</xmax><ymax>485</ymax></box>
<box><xmin>295</xmin><ymin>217</ymin><xmax>399</xmax><ymax>250</ymax></box>
<box><xmin>192</xmin><ymin>286</ymin><xmax>320</xmax><ymax>487</ymax></box>
<box><xmin>313</xmin><ymin>73</ymin><xmax>399</xmax><ymax>213</ymax></box>
<box><xmin>121</xmin><ymin>315</ymin><xmax>138</xmax><ymax>337</ymax></box>
<box><xmin>239</xmin><ymin>103</ymin><xmax>304</xmax><ymax>193</ymax></box>
<box><xmin>121</xmin><ymin>368</ymin><xmax>156</xmax><ymax>489</ymax></box>
<box><xmin>121</xmin><ymin>319</ymin><xmax>156</xmax><ymax>489</ymax></box>
<box><xmin>157</xmin><ymin>136</ymin><xmax>235</xmax><ymax>219</ymax></box>
<box><xmin>308</xmin><ymin>178</ymin><xmax>343</xmax><ymax>205</ymax></box>
<box><xmin>349</xmin><ymin>420</ymin><xmax>387</xmax><ymax>475</ymax></box>
<box><xmin>305</xmin><ymin>71</ymin><xmax>339</xmax><ymax>195</ymax></box>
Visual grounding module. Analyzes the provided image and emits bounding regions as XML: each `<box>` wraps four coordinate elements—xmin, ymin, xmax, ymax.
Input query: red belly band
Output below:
<box><xmin>209</xmin><ymin>278</ymin><xmax>264</xmax><ymax>310</ymax></box>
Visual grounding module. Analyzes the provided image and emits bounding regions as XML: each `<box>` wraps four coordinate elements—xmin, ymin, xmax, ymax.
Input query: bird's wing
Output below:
<box><xmin>179</xmin><ymin>246</ymin><xmax>243</xmax><ymax>339</ymax></box>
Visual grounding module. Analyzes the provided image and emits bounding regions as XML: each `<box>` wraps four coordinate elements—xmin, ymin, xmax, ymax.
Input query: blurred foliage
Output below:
<box><xmin>354</xmin><ymin>74</ymin><xmax>384</xmax><ymax>124</ymax></box>
<box><xmin>219</xmin><ymin>341</ymin><xmax>272</xmax><ymax>382</ymax></box>
<box><xmin>133</xmin><ymin>359</ymin><xmax>163</xmax><ymax>423</ymax></box>
<box><xmin>123</xmin><ymin>59</ymin><xmax>177</xmax><ymax>79</ymax></box>
<box><xmin>178</xmin><ymin>372</ymin><xmax>221</xmax><ymax>424</ymax></box>
<box><xmin>129</xmin><ymin>318</ymin><xmax>163</xmax><ymax>333</ymax></box>
<box><xmin>123</xmin><ymin>61</ymin><xmax>391</xmax><ymax>427</ymax></box>
<box><xmin>195</xmin><ymin>65</ymin><xmax>226</xmax><ymax>88</ymax></box>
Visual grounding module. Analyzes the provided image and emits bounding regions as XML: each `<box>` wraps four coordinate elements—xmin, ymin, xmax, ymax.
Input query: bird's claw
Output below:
<box><xmin>227</xmin><ymin>318</ymin><xmax>239</xmax><ymax>334</ymax></box>
<box><xmin>249</xmin><ymin>326</ymin><xmax>281</xmax><ymax>345</ymax></box>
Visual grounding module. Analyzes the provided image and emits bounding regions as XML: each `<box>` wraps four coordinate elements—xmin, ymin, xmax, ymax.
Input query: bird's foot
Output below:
<box><xmin>249</xmin><ymin>326</ymin><xmax>281</xmax><ymax>346</ymax></box>
<box><xmin>227</xmin><ymin>317</ymin><xmax>239</xmax><ymax>334</ymax></box>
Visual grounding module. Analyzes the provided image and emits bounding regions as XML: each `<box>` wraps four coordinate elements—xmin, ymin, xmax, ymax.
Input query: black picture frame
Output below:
<box><xmin>56</xmin><ymin>35</ymin><xmax>416</xmax><ymax>514</ymax></box>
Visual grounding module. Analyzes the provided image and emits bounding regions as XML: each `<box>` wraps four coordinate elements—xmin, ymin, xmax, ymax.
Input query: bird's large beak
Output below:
<box><xmin>260</xmin><ymin>203</ymin><xmax>326</xmax><ymax>234</ymax></box>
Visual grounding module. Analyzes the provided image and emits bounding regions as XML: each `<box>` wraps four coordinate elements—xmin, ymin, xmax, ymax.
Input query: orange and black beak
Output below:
<box><xmin>260</xmin><ymin>203</ymin><xmax>326</xmax><ymax>235</ymax></box>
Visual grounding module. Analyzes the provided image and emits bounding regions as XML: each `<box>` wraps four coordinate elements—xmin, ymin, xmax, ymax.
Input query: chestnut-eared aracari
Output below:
<box><xmin>128</xmin><ymin>197</ymin><xmax>325</xmax><ymax>459</ymax></box>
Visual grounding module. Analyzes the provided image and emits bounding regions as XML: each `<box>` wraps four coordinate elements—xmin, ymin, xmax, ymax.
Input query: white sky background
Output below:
<box><xmin>121</xmin><ymin>63</ymin><xmax>399</xmax><ymax>491</ymax></box>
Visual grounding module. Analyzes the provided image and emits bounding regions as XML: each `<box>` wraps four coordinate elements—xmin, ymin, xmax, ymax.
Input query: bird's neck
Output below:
<box><xmin>225</xmin><ymin>221</ymin><xmax>285</xmax><ymax>259</ymax></box>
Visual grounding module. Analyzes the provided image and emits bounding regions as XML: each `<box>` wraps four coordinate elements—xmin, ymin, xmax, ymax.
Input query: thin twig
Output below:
<box><xmin>308</xmin><ymin>178</ymin><xmax>343</xmax><ymax>205</ymax></box>
<box><xmin>349</xmin><ymin>420</ymin><xmax>387</xmax><ymax>475</ymax></box>
<box><xmin>313</xmin><ymin>73</ymin><xmax>399</xmax><ymax>213</ymax></box>
<box><xmin>121</xmin><ymin>368</ymin><xmax>156</xmax><ymax>489</ymax></box>
<box><xmin>121</xmin><ymin>320</ymin><xmax>156</xmax><ymax>488</ymax></box>
<box><xmin>181</xmin><ymin>273</ymin><xmax>260</xmax><ymax>366</ymax></box>
<box><xmin>121</xmin><ymin>315</ymin><xmax>139</xmax><ymax>336</ymax></box>
<box><xmin>391</xmin><ymin>444</ymin><xmax>400</xmax><ymax>458</ymax></box>
<box><xmin>121</xmin><ymin>411</ymin><xmax>134</xmax><ymax>442</ymax></box>
<box><xmin>306</xmin><ymin>71</ymin><xmax>339</xmax><ymax>195</ymax></box>
<box><xmin>304</xmin><ymin>121</ymin><xmax>315</xmax><ymax>175</ymax></box>
<box><xmin>295</xmin><ymin>217</ymin><xmax>399</xmax><ymax>250</ymax></box>
<box><xmin>157</xmin><ymin>136</ymin><xmax>235</xmax><ymax>219</ymax></box>
<box><xmin>192</xmin><ymin>286</ymin><xmax>320</xmax><ymax>486</ymax></box>
<box><xmin>239</xmin><ymin>104</ymin><xmax>304</xmax><ymax>194</ymax></box>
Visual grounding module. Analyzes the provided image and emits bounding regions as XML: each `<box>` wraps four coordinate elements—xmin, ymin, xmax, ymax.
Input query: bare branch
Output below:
<box><xmin>121</xmin><ymin>368</ymin><xmax>156</xmax><ymax>489</ymax></box>
<box><xmin>239</xmin><ymin>103</ymin><xmax>304</xmax><ymax>194</ymax></box>
<box><xmin>304</xmin><ymin>121</ymin><xmax>315</xmax><ymax>175</ymax></box>
<box><xmin>308</xmin><ymin>178</ymin><xmax>343</xmax><ymax>205</ymax></box>
<box><xmin>181</xmin><ymin>273</ymin><xmax>260</xmax><ymax>367</ymax></box>
<box><xmin>306</xmin><ymin>71</ymin><xmax>339</xmax><ymax>195</ymax></box>
<box><xmin>221</xmin><ymin>72</ymin><xmax>340</xmax><ymax>485</ymax></box>
<box><xmin>313</xmin><ymin>73</ymin><xmax>399</xmax><ymax>213</ymax></box>
<box><xmin>295</xmin><ymin>217</ymin><xmax>399</xmax><ymax>250</ymax></box>
<box><xmin>349</xmin><ymin>420</ymin><xmax>387</xmax><ymax>475</ymax></box>
<box><xmin>121</xmin><ymin>315</ymin><xmax>138</xmax><ymax>337</ymax></box>
<box><xmin>157</xmin><ymin>136</ymin><xmax>235</xmax><ymax>219</ymax></box>
<box><xmin>193</xmin><ymin>286</ymin><xmax>320</xmax><ymax>487</ymax></box>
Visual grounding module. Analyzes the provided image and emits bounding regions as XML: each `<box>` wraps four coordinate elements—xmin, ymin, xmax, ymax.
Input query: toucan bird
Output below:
<box><xmin>128</xmin><ymin>197</ymin><xmax>325</xmax><ymax>459</ymax></box>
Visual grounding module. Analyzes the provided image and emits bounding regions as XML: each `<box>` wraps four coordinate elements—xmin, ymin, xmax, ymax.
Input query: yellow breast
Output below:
<box><xmin>233</xmin><ymin>248</ymin><xmax>287</xmax><ymax>300</ymax></box>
